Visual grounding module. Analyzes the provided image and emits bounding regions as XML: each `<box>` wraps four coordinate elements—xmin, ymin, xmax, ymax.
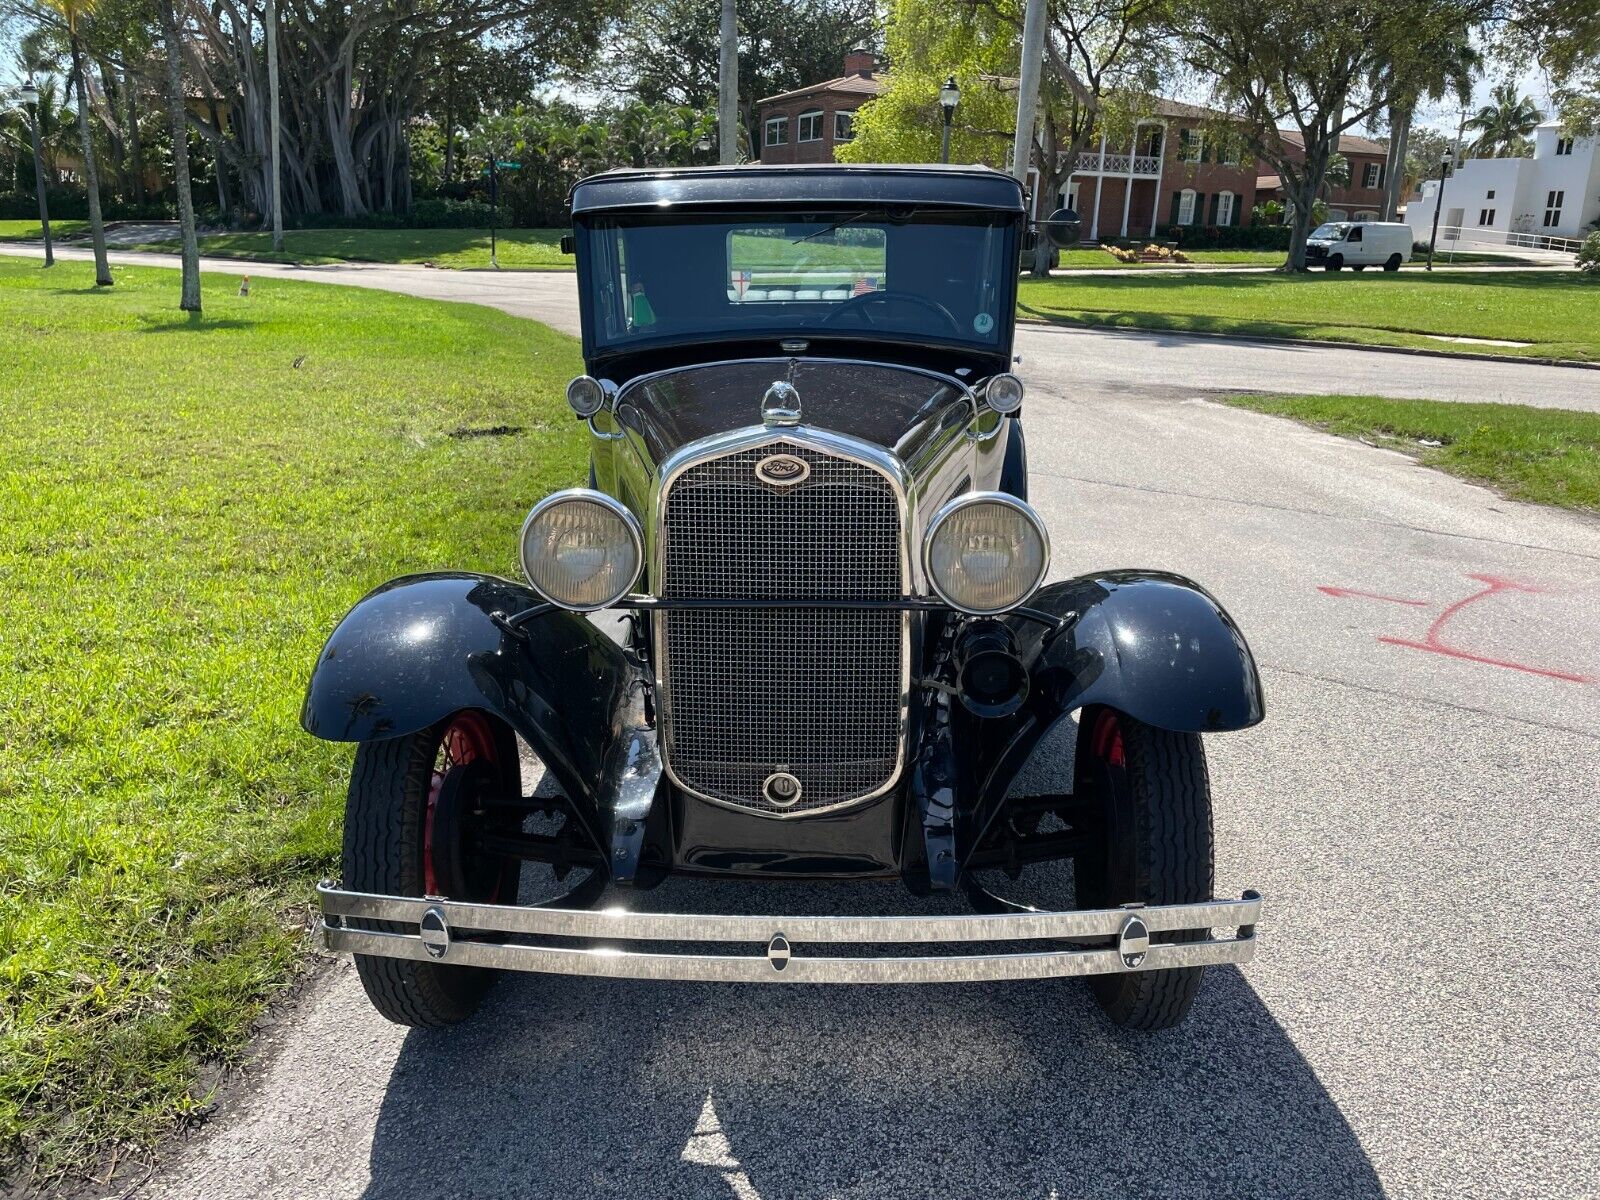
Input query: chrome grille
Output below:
<box><xmin>659</xmin><ymin>442</ymin><xmax>905</xmax><ymax>815</ymax></box>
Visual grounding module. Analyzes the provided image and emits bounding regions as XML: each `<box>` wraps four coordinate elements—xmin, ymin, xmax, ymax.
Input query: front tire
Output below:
<box><xmin>1324</xmin><ymin>254</ymin><xmax>1344</xmax><ymax>272</ymax></box>
<box><xmin>1074</xmin><ymin>707</ymin><xmax>1214</xmax><ymax>1030</ymax></box>
<box><xmin>342</xmin><ymin>712</ymin><xmax>521</xmax><ymax>1027</ymax></box>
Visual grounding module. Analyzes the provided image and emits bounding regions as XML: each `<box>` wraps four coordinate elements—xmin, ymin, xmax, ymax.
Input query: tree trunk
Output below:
<box><xmin>443</xmin><ymin>75</ymin><xmax>454</xmax><ymax>185</ymax></box>
<box><xmin>1383</xmin><ymin>107</ymin><xmax>1411</xmax><ymax>221</ymax></box>
<box><xmin>69</xmin><ymin>34</ymin><xmax>112</xmax><ymax>286</ymax></box>
<box><xmin>127</xmin><ymin>70</ymin><xmax>147</xmax><ymax>205</ymax></box>
<box><xmin>267</xmin><ymin>0</ymin><xmax>283</xmax><ymax>250</ymax></box>
<box><xmin>160</xmin><ymin>0</ymin><xmax>202</xmax><ymax>312</ymax></box>
<box><xmin>209</xmin><ymin>99</ymin><xmax>231</xmax><ymax>217</ymax></box>
<box><xmin>1284</xmin><ymin>172</ymin><xmax>1321</xmax><ymax>271</ymax></box>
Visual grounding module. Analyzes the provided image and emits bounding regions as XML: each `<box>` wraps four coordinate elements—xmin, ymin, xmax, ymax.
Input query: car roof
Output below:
<box><xmin>570</xmin><ymin>163</ymin><xmax>1027</xmax><ymax>216</ymax></box>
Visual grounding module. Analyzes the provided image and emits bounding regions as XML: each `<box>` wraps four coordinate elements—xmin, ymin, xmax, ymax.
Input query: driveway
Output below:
<box><xmin>12</xmin><ymin>245</ymin><xmax>1596</xmax><ymax>1198</ymax></box>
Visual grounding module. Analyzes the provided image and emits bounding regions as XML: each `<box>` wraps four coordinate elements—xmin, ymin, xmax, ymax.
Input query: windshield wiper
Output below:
<box><xmin>791</xmin><ymin>208</ymin><xmax>919</xmax><ymax>243</ymax></box>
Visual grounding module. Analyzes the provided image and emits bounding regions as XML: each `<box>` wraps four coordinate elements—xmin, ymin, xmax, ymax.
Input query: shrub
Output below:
<box><xmin>410</xmin><ymin>197</ymin><xmax>496</xmax><ymax>228</ymax></box>
<box><xmin>1577</xmin><ymin>231</ymin><xmax>1600</xmax><ymax>275</ymax></box>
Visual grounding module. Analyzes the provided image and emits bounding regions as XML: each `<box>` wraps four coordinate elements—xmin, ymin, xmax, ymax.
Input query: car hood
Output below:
<box><xmin>612</xmin><ymin>359</ymin><xmax>976</xmax><ymax>468</ymax></box>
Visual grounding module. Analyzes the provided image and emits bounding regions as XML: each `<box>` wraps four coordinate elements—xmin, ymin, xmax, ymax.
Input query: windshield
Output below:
<box><xmin>1311</xmin><ymin>223</ymin><xmax>1349</xmax><ymax>241</ymax></box>
<box><xmin>577</xmin><ymin>211</ymin><xmax>1015</xmax><ymax>354</ymax></box>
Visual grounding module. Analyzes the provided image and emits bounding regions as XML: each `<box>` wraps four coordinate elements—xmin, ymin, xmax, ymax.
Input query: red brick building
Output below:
<box><xmin>1255</xmin><ymin>132</ymin><xmax>1391</xmax><ymax>220</ymax></box>
<box><xmin>1041</xmin><ymin>99</ymin><xmax>1261</xmax><ymax>240</ymax></box>
<box><xmin>755</xmin><ymin>48</ymin><xmax>881</xmax><ymax>164</ymax></box>
<box><xmin>753</xmin><ymin>59</ymin><xmax>1389</xmax><ymax>237</ymax></box>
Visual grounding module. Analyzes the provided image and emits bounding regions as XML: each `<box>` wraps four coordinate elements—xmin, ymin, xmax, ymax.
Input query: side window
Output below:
<box><xmin>764</xmin><ymin>117</ymin><xmax>787</xmax><ymax>147</ymax></box>
<box><xmin>797</xmin><ymin>111</ymin><xmax>823</xmax><ymax>142</ymax></box>
<box><xmin>727</xmin><ymin>225</ymin><xmax>887</xmax><ymax>304</ymax></box>
<box><xmin>1177</xmin><ymin>188</ymin><xmax>1196</xmax><ymax>224</ymax></box>
<box><xmin>1543</xmin><ymin>190</ymin><xmax>1564</xmax><ymax>227</ymax></box>
<box><xmin>1347</xmin><ymin>225</ymin><xmax>1363</xmax><ymax>243</ymax></box>
<box><xmin>834</xmin><ymin>111</ymin><xmax>854</xmax><ymax>142</ymax></box>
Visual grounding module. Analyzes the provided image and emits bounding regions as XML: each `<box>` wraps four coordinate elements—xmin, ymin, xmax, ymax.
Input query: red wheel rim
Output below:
<box><xmin>424</xmin><ymin>712</ymin><xmax>499</xmax><ymax>896</ymax></box>
<box><xmin>1091</xmin><ymin>709</ymin><xmax>1126</xmax><ymax>769</ymax></box>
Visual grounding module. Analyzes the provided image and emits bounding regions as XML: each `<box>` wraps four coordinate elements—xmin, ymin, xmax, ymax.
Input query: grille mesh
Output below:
<box><xmin>660</xmin><ymin>443</ymin><xmax>904</xmax><ymax>814</ymax></box>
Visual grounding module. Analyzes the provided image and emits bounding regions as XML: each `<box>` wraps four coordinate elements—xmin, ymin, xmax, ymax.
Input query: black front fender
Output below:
<box><xmin>975</xmin><ymin>571</ymin><xmax>1264</xmax><ymax>809</ymax></box>
<box><xmin>300</xmin><ymin>573</ymin><xmax>639</xmax><ymax>843</ymax></box>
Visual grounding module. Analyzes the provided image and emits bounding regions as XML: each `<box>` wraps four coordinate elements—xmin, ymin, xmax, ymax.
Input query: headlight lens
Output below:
<box><xmin>519</xmin><ymin>490</ymin><xmax>642</xmax><ymax>611</ymax></box>
<box><xmin>566</xmin><ymin>375</ymin><xmax>607</xmax><ymax>418</ymax></box>
<box><xmin>984</xmin><ymin>372</ymin><xmax>1025</xmax><ymax>414</ymax></box>
<box><xmin>924</xmin><ymin>493</ymin><xmax>1050</xmax><ymax>615</ymax></box>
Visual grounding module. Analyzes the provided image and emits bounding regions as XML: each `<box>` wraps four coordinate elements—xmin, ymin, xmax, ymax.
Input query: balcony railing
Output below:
<box><xmin>1072</xmin><ymin>152</ymin><xmax>1162</xmax><ymax>176</ymax></box>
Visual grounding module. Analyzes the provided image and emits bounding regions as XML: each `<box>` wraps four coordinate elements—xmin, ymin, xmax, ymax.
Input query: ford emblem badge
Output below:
<box><xmin>755</xmin><ymin>454</ymin><xmax>810</xmax><ymax>487</ymax></box>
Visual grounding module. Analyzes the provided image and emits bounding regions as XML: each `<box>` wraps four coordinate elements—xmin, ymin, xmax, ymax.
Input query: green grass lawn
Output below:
<box><xmin>0</xmin><ymin>219</ymin><xmax>89</xmax><ymax>242</ymax></box>
<box><xmin>1225</xmin><ymin>394</ymin><xmax>1600</xmax><ymax>512</ymax></box>
<box><xmin>130</xmin><ymin>226</ymin><xmax>571</xmax><ymax>269</ymax></box>
<box><xmin>1017</xmin><ymin>270</ymin><xmax>1600</xmax><ymax>360</ymax></box>
<box><xmin>0</xmin><ymin>258</ymin><xmax>586</xmax><ymax>1184</ymax></box>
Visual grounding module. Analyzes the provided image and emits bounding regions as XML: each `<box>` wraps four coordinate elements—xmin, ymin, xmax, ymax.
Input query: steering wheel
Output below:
<box><xmin>821</xmin><ymin>290</ymin><xmax>963</xmax><ymax>336</ymax></box>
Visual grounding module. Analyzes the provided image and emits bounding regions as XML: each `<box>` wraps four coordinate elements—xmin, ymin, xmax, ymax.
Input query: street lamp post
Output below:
<box><xmin>20</xmin><ymin>78</ymin><xmax>53</xmax><ymax>268</ymax></box>
<box><xmin>1426</xmin><ymin>150</ymin><xmax>1451</xmax><ymax>272</ymax></box>
<box><xmin>938</xmin><ymin>76</ymin><xmax>960</xmax><ymax>164</ymax></box>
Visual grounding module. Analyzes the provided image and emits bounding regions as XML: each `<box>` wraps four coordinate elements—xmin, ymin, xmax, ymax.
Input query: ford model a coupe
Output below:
<box><xmin>305</xmin><ymin>164</ymin><xmax>1265</xmax><ymax>1031</ymax></box>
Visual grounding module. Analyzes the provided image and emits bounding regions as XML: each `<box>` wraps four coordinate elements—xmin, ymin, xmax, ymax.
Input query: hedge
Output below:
<box><xmin>1154</xmin><ymin>222</ymin><xmax>1292</xmax><ymax>250</ymax></box>
<box><xmin>0</xmin><ymin>190</ymin><xmax>175</xmax><ymax>222</ymax></box>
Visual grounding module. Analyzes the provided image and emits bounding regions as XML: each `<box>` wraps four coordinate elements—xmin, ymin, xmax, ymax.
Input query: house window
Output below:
<box><xmin>1179</xmin><ymin>129</ymin><xmax>1203</xmax><ymax>163</ymax></box>
<box><xmin>1136</xmin><ymin>126</ymin><xmax>1163</xmax><ymax>158</ymax></box>
<box><xmin>1177</xmin><ymin>188</ymin><xmax>1196</xmax><ymax>224</ymax></box>
<box><xmin>1543</xmin><ymin>189</ymin><xmax>1564</xmax><ymax>227</ymax></box>
<box><xmin>1555</xmin><ymin>137</ymin><xmax>1574</xmax><ymax>156</ymax></box>
<box><xmin>1216</xmin><ymin>191</ymin><xmax>1235</xmax><ymax>225</ymax></box>
<box><xmin>1486</xmin><ymin>189</ymin><xmax>1495</xmax><ymax>199</ymax></box>
<box><xmin>764</xmin><ymin>117</ymin><xmax>787</xmax><ymax>147</ymax></box>
<box><xmin>834</xmin><ymin>110</ymin><xmax>854</xmax><ymax>142</ymax></box>
<box><xmin>1362</xmin><ymin>162</ymin><xmax>1383</xmax><ymax>189</ymax></box>
<box><xmin>1478</xmin><ymin>208</ymin><xmax>1496</xmax><ymax>225</ymax></box>
<box><xmin>797</xmin><ymin>110</ymin><xmax>823</xmax><ymax>142</ymax></box>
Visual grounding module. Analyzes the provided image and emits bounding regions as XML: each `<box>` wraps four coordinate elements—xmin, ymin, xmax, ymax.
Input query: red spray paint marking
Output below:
<box><xmin>1322</xmin><ymin>573</ymin><xmax>1593</xmax><ymax>685</ymax></box>
<box><xmin>1317</xmin><ymin>585</ymin><xmax>1431</xmax><ymax>607</ymax></box>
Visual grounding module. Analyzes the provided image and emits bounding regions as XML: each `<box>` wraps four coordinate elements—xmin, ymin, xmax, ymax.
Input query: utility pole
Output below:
<box><xmin>20</xmin><ymin>79</ymin><xmax>53</xmax><ymax>267</ymax></box>
<box><xmin>267</xmin><ymin>0</ymin><xmax>283</xmax><ymax>251</ymax></box>
<box><xmin>1011</xmin><ymin>0</ymin><xmax>1046</xmax><ymax>187</ymax></box>
<box><xmin>718</xmin><ymin>0</ymin><xmax>738</xmax><ymax>164</ymax></box>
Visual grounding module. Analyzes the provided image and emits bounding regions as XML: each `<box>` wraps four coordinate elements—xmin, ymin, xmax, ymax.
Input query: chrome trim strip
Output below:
<box><xmin>650</xmin><ymin>424</ymin><xmax>916</xmax><ymax>819</ymax></box>
<box><xmin>318</xmin><ymin>883</ymin><xmax>1261</xmax><ymax>983</ymax></box>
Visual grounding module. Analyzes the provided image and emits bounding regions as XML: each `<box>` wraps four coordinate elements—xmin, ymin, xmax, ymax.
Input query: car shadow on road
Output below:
<box><xmin>357</xmin><ymin>865</ymin><xmax>1380</xmax><ymax>1200</ymax></box>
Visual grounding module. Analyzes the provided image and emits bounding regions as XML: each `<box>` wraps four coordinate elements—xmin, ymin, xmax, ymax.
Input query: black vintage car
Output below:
<box><xmin>306</xmin><ymin>164</ymin><xmax>1264</xmax><ymax>1031</ymax></box>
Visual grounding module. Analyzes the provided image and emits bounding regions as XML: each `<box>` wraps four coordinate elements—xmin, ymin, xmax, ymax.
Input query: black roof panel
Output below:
<box><xmin>570</xmin><ymin>163</ymin><xmax>1026</xmax><ymax>216</ymax></box>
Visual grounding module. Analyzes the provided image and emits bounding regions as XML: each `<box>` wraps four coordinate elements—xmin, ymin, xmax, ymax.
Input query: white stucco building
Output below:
<box><xmin>1407</xmin><ymin>121</ymin><xmax>1600</xmax><ymax>247</ymax></box>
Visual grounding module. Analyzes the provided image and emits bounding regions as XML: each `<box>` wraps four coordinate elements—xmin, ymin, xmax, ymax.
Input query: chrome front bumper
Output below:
<box><xmin>317</xmin><ymin>883</ymin><xmax>1261</xmax><ymax>984</ymax></box>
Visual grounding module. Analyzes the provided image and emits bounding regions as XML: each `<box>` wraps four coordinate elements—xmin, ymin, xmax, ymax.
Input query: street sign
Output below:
<box><xmin>496</xmin><ymin>161</ymin><xmax>522</xmax><ymax>170</ymax></box>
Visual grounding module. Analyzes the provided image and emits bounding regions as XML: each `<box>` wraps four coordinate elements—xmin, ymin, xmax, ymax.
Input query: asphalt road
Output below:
<box><xmin>17</xmin><ymin>246</ymin><xmax>1597</xmax><ymax>1198</ymax></box>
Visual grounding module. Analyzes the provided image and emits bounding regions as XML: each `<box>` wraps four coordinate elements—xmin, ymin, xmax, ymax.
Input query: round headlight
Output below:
<box><xmin>984</xmin><ymin>373</ymin><xmax>1025</xmax><ymax>414</ymax></box>
<box><xmin>519</xmin><ymin>490</ymin><xmax>643</xmax><ymax>611</ymax></box>
<box><xmin>924</xmin><ymin>493</ymin><xmax>1050</xmax><ymax>615</ymax></box>
<box><xmin>566</xmin><ymin>375</ymin><xmax>608</xmax><ymax>418</ymax></box>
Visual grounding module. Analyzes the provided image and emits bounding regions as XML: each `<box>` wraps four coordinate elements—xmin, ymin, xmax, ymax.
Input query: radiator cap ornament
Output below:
<box><xmin>762</xmin><ymin>380</ymin><xmax>801</xmax><ymax>426</ymax></box>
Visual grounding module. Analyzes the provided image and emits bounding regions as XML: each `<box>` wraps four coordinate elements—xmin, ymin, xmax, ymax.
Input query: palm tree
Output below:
<box><xmin>44</xmin><ymin>0</ymin><xmax>112</xmax><ymax>285</ymax></box>
<box><xmin>1376</xmin><ymin>32</ymin><xmax>1480</xmax><ymax>219</ymax></box>
<box><xmin>1466</xmin><ymin>83</ymin><xmax>1544</xmax><ymax>158</ymax></box>
<box><xmin>158</xmin><ymin>0</ymin><xmax>200</xmax><ymax>311</ymax></box>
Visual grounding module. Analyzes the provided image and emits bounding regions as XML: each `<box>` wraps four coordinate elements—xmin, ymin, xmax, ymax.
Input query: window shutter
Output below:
<box><xmin>1170</xmin><ymin>192</ymin><xmax>1180</xmax><ymax>224</ymax></box>
<box><xmin>1194</xmin><ymin>193</ymin><xmax>1205</xmax><ymax>225</ymax></box>
<box><xmin>1207</xmin><ymin>193</ymin><xmax>1220</xmax><ymax>224</ymax></box>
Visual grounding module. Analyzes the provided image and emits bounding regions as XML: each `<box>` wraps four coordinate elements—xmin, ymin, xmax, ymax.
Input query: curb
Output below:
<box><xmin>1016</xmin><ymin>314</ymin><xmax>1600</xmax><ymax>372</ymax></box>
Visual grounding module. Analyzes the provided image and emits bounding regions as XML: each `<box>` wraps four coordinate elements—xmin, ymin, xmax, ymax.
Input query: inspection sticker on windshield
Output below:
<box><xmin>973</xmin><ymin>313</ymin><xmax>995</xmax><ymax>334</ymax></box>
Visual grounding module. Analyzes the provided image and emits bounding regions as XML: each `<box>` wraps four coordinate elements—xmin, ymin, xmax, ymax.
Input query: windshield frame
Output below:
<box><xmin>573</xmin><ymin>207</ymin><xmax>1022</xmax><ymax>368</ymax></box>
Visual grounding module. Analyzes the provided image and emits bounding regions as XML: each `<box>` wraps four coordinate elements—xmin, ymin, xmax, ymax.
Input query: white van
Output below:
<box><xmin>1305</xmin><ymin>221</ymin><xmax>1413</xmax><ymax>272</ymax></box>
